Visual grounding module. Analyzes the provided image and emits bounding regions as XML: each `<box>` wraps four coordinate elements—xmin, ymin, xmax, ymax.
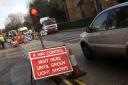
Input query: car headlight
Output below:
<box><xmin>43</xmin><ymin>27</ymin><xmax>47</xmax><ymax>30</ymax></box>
<box><xmin>80</xmin><ymin>32</ymin><xmax>86</xmax><ymax>38</ymax></box>
<box><xmin>43</xmin><ymin>27</ymin><xmax>47</xmax><ymax>31</ymax></box>
<box><xmin>55</xmin><ymin>24</ymin><xmax>57</xmax><ymax>28</ymax></box>
<box><xmin>44</xmin><ymin>29</ymin><xmax>48</xmax><ymax>31</ymax></box>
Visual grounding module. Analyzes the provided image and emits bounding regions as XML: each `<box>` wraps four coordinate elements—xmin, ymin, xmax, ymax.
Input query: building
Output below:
<box><xmin>63</xmin><ymin>0</ymin><xmax>97</xmax><ymax>21</ymax></box>
<box><xmin>63</xmin><ymin>0</ymin><xmax>78</xmax><ymax>21</ymax></box>
<box><xmin>96</xmin><ymin>0</ymin><xmax>118</xmax><ymax>10</ymax></box>
<box><xmin>63</xmin><ymin>0</ymin><xmax>118</xmax><ymax>21</ymax></box>
<box><xmin>76</xmin><ymin>0</ymin><xmax>96</xmax><ymax>18</ymax></box>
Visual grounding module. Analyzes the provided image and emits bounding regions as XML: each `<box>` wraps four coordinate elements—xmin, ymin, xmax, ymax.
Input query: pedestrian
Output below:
<box><xmin>0</xmin><ymin>34</ymin><xmax>5</xmax><ymax>49</ymax></box>
<box><xmin>28</xmin><ymin>29</ymin><xmax>33</xmax><ymax>35</ymax></box>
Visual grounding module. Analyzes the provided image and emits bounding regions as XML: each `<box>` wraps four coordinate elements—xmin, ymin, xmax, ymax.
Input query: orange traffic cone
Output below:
<box><xmin>68</xmin><ymin>48</ymin><xmax>86</xmax><ymax>78</ymax></box>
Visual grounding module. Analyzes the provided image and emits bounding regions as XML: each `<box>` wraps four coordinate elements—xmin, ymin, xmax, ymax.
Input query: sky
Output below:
<box><xmin>0</xmin><ymin>0</ymin><xmax>30</xmax><ymax>29</ymax></box>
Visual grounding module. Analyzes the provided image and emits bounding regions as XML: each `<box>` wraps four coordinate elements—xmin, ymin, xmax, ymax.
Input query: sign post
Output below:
<box><xmin>29</xmin><ymin>46</ymin><xmax>73</xmax><ymax>80</ymax></box>
<box><xmin>38</xmin><ymin>33</ymin><xmax>45</xmax><ymax>49</ymax></box>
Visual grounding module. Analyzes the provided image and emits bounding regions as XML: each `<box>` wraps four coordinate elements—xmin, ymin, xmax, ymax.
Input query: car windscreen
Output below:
<box><xmin>44</xmin><ymin>20</ymin><xmax>56</xmax><ymax>25</ymax></box>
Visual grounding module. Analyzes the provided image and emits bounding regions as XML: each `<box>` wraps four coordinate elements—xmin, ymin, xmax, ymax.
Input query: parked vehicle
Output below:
<box><xmin>8</xmin><ymin>29</ymin><xmax>25</xmax><ymax>46</ymax></box>
<box><xmin>8</xmin><ymin>30</ymin><xmax>19</xmax><ymax>47</ymax></box>
<box><xmin>6</xmin><ymin>36</ymin><xmax>12</xmax><ymax>43</ymax></box>
<box><xmin>40</xmin><ymin>17</ymin><xmax>58</xmax><ymax>34</ymax></box>
<box><xmin>18</xmin><ymin>27</ymin><xmax>32</xmax><ymax>41</ymax></box>
<box><xmin>18</xmin><ymin>27</ymin><xmax>29</xmax><ymax>35</ymax></box>
<box><xmin>80</xmin><ymin>2</ymin><xmax>128</xmax><ymax>60</ymax></box>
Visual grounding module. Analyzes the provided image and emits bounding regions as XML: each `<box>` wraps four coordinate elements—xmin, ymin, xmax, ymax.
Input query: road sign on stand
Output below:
<box><xmin>29</xmin><ymin>46</ymin><xmax>73</xmax><ymax>80</ymax></box>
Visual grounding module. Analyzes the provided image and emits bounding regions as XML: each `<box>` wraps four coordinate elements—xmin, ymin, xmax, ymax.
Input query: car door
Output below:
<box><xmin>87</xmin><ymin>11</ymin><xmax>110</xmax><ymax>54</ymax></box>
<box><xmin>105</xmin><ymin>6</ymin><xmax>128</xmax><ymax>56</ymax></box>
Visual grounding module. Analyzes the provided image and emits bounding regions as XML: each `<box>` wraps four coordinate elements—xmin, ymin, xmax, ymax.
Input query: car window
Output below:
<box><xmin>91</xmin><ymin>11</ymin><xmax>109</xmax><ymax>32</ymax></box>
<box><xmin>109</xmin><ymin>6</ymin><xmax>128</xmax><ymax>29</ymax></box>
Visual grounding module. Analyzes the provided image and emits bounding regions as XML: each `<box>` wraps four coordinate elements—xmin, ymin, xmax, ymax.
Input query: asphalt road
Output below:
<box><xmin>0</xmin><ymin>28</ymin><xmax>128</xmax><ymax>85</ymax></box>
<box><xmin>72</xmin><ymin>44</ymin><xmax>128</xmax><ymax>85</ymax></box>
<box><xmin>43</xmin><ymin>28</ymin><xmax>85</xmax><ymax>43</ymax></box>
<box><xmin>44</xmin><ymin>28</ymin><xmax>128</xmax><ymax>85</ymax></box>
<box><xmin>0</xmin><ymin>44</ymin><xmax>56</xmax><ymax>85</ymax></box>
<box><xmin>0</xmin><ymin>44</ymin><xmax>31</xmax><ymax>85</ymax></box>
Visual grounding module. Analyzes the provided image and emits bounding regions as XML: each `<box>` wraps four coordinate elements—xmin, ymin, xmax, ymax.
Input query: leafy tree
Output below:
<box><xmin>48</xmin><ymin>0</ymin><xmax>67</xmax><ymax>22</ymax></box>
<box><xmin>5</xmin><ymin>13</ymin><xmax>23</xmax><ymax>32</ymax></box>
<box><xmin>23</xmin><ymin>15</ymin><xmax>32</xmax><ymax>29</ymax></box>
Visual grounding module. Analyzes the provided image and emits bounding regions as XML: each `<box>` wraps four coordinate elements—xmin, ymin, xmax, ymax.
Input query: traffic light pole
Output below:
<box><xmin>38</xmin><ymin>33</ymin><xmax>45</xmax><ymax>49</ymax></box>
<box><xmin>30</xmin><ymin>5</ymin><xmax>45</xmax><ymax>85</ymax></box>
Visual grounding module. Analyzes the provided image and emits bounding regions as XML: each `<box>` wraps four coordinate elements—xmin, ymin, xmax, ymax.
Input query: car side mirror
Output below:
<box><xmin>86</xmin><ymin>27</ymin><xmax>92</xmax><ymax>33</ymax></box>
<box><xmin>86</xmin><ymin>26</ymin><xmax>99</xmax><ymax>33</ymax></box>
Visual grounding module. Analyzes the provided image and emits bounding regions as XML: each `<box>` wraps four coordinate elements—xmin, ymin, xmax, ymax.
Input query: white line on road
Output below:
<box><xmin>59</xmin><ymin>35</ymin><xmax>80</xmax><ymax>42</ymax></box>
<box><xmin>65</xmin><ymin>38</ymin><xmax>80</xmax><ymax>42</ymax></box>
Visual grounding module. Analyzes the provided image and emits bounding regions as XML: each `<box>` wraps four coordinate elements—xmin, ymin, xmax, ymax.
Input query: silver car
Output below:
<box><xmin>80</xmin><ymin>2</ymin><xmax>128</xmax><ymax>60</ymax></box>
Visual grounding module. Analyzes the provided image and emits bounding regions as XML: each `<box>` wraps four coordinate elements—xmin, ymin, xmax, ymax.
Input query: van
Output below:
<box><xmin>40</xmin><ymin>17</ymin><xmax>58</xmax><ymax>34</ymax></box>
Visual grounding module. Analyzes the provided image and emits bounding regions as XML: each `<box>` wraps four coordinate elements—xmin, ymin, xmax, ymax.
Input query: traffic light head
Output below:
<box><xmin>30</xmin><ymin>7</ymin><xmax>39</xmax><ymax>16</ymax></box>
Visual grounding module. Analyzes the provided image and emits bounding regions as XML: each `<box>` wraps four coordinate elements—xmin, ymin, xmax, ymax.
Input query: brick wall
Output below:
<box><xmin>101</xmin><ymin>0</ymin><xmax>118</xmax><ymax>9</ymax></box>
<box><xmin>63</xmin><ymin>0</ymin><xmax>118</xmax><ymax>21</ymax></box>
<box><xmin>80</xmin><ymin>0</ymin><xmax>96</xmax><ymax>18</ymax></box>
<box><xmin>64</xmin><ymin>0</ymin><xmax>78</xmax><ymax>21</ymax></box>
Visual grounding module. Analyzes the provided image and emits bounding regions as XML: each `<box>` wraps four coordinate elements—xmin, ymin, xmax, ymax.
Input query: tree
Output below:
<box><xmin>5</xmin><ymin>23</ymin><xmax>13</xmax><ymax>32</ymax></box>
<box><xmin>23</xmin><ymin>14</ymin><xmax>32</xmax><ymax>29</ymax></box>
<box><xmin>5</xmin><ymin>13</ymin><xmax>23</xmax><ymax>32</ymax></box>
<box><xmin>48</xmin><ymin>0</ymin><xmax>67</xmax><ymax>22</ymax></box>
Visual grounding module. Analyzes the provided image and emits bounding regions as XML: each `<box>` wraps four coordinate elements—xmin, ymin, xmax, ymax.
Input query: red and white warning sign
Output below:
<box><xmin>29</xmin><ymin>46</ymin><xmax>73</xmax><ymax>80</ymax></box>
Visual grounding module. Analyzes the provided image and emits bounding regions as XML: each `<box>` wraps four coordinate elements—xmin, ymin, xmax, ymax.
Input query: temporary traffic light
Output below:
<box><xmin>30</xmin><ymin>7</ymin><xmax>39</xmax><ymax>16</ymax></box>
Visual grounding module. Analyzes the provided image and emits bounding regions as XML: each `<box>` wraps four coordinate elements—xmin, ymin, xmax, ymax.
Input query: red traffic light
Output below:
<box><xmin>30</xmin><ymin>7</ymin><xmax>39</xmax><ymax>16</ymax></box>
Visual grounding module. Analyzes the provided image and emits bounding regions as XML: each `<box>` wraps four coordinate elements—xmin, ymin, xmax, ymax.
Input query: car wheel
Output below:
<box><xmin>81</xmin><ymin>42</ymin><xmax>93</xmax><ymax>60</ymax></box>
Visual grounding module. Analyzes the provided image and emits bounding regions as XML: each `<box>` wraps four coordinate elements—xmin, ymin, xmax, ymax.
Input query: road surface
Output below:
<box><xmin>43</xmin><ymin>28</ymin><xmax>85</xmax><ymax>43</ymax></box>
<box><xmin>0</xmin><ymin>28</ymin><xmax>128</xmax><ymax>85</ymax></box>
<box><xmin>44</xmin><ymin>28</ymin><xmax>128</xmax><ymax>85</ymax></box>
<box><xmin>0</xmin><ymin>44</ymin><xmax>55</xmax><ymax>85</ymax></box>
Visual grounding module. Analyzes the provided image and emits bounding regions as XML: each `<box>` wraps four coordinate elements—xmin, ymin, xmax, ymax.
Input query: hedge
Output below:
<box><xmin>57</xmin><ymin>16</ymin><xmax>95</xmax><ymax>30</ymax></box>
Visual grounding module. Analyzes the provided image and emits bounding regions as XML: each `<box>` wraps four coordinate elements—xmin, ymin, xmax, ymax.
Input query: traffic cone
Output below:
<box><xmin>68</xmin><ymin>48</ymin><xmax>86</xmax><ymax>79</ymax></box>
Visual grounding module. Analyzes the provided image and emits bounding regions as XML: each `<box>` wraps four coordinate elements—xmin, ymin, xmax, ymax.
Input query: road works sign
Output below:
<box><xmin>29</xmin><ymin>46</ymin><xmax>73</xmax><ymax>80</ymax></box>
